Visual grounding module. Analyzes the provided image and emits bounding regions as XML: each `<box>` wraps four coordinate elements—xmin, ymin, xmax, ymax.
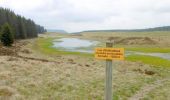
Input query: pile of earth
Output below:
<box><xmin>108</xmin><ymin>37</ymin><xmax>157</xmax><ymax>45</ymax></box>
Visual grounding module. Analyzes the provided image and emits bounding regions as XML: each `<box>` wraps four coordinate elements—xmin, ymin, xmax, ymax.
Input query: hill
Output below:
<box><xmin>82</xmin><ymin>26</ymin><xmax>170</xmax><ymax>33</ymax></box>
<box><xmin>47</xmin><ymin>29</ymin><xmax>67</xmax><ymax>33</ymax></box>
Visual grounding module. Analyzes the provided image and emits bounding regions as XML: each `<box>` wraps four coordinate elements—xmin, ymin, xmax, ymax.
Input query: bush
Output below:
<box><xmin>0</xmin><ymin>23</ymin><xmax>14</xmax><ymax>46</ymax></box>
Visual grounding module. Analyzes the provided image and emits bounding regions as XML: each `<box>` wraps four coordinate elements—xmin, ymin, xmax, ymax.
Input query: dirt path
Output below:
<box><xmin>129</xmin><ymin>78</ymin><xmax>170</xmax><ymax>100</ymax></box>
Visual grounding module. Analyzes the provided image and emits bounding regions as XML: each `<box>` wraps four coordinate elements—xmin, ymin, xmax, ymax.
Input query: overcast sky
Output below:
<box><xmin>0</xmin><ymin>0</ymin><xmax>170</xmax><ymax>32</ymax></box>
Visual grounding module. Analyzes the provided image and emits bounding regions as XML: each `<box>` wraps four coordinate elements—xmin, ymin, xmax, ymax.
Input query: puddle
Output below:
<box><xmin>126</xmin><ymin>51</ymin><xmax>170</xmax><ymax>60</ymax></box>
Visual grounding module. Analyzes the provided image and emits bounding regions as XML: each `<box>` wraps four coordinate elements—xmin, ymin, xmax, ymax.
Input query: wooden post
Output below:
<box><xmin>105</xmin><ymin>42</ymin><xmax>113</xmax><ymax>100</ymax></box>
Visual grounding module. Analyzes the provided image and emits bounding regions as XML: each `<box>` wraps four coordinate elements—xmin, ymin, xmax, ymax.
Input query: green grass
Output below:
<box><xmin>33</xmin><ymin>37</ymin><xmax>92</xmax><ymax>57</ymax></box>
<box><xmin>126</xmin><ymin>55</ymin><xmax>170</xmax><ymax>68</ymax></box>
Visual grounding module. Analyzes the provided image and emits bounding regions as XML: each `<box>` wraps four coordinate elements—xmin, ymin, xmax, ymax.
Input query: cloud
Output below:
<box><xmin>1</xmin><ymin>0</ymin><xmax>170</xmax><ymax>32</ymax></box>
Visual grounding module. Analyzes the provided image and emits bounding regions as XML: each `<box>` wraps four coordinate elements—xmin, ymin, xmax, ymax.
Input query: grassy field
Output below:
<box><xmin>126</xmin><ymin>55</ymin><xmax>170</xmax><ymax>68</ymax></box>
<box><xmin>0</xmin><ymin>32</ymin><xmax>170</xmax><ymax>100</ymax></box>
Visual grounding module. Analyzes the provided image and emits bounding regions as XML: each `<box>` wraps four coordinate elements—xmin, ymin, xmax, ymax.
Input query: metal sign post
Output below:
<box><xmin>95</xmin><ymin>41</ymin><xmax>124</xmax><ymax>100</ymax></box>
<box><xmin>105</xmin><ymin>42</ymin><xmax>113</xmax><ymax>100</ymax></box>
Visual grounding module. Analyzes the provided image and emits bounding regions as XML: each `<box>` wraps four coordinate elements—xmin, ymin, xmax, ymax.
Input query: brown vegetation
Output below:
<box><xmin>108</xmin><ymin>37</ymin><xmax>157</xmax><ymax>45</ymax></box>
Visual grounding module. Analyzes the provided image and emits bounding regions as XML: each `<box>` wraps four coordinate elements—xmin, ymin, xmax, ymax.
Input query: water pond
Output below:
<box><xmin>53</xmin><ymin>38</ymin><xmax>98</xmax><ymax>53</ymax></box>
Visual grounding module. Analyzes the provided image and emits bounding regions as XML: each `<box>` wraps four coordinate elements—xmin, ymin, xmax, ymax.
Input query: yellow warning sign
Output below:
<box><xmin>95</xmin><ymin>48</ymin><xmax>124</xmax><ymax>60</ymax></box>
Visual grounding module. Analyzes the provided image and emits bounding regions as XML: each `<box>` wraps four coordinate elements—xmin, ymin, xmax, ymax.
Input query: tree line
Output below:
<box><xmin>0</xmin><ymin>7</ymin><xmax>46</xmax><ymax>39</ymax></box>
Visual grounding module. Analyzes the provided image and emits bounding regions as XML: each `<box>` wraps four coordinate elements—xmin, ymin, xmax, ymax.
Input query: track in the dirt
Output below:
<box><xmin>129</xmin><ymin>78</ymin><xmax>170</xmax><ymax>100</ymax></box>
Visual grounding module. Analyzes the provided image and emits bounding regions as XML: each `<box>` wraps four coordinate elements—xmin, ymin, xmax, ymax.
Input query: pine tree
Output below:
<box><xmin>0</xmin><ymin>23</ymin><xmax>14</xmax><ymax>46</ymax></box>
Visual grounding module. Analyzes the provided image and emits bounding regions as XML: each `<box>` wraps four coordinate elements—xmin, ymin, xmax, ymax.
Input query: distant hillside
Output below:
<box><xmin>82</xmin><ymin>26</ymin><xmax>170</xmax><ymax>33</ymax></box>
<box><xmin>47</xmin><ymin>29</ymin><xmax>67</xmax><ymax>33</ymax></box>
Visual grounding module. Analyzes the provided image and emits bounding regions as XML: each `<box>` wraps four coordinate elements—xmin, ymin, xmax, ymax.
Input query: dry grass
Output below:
<box><xmin>0</xmin><ymin>54</ymin><xmax>169</xmax><ymax>99</ymax></box>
